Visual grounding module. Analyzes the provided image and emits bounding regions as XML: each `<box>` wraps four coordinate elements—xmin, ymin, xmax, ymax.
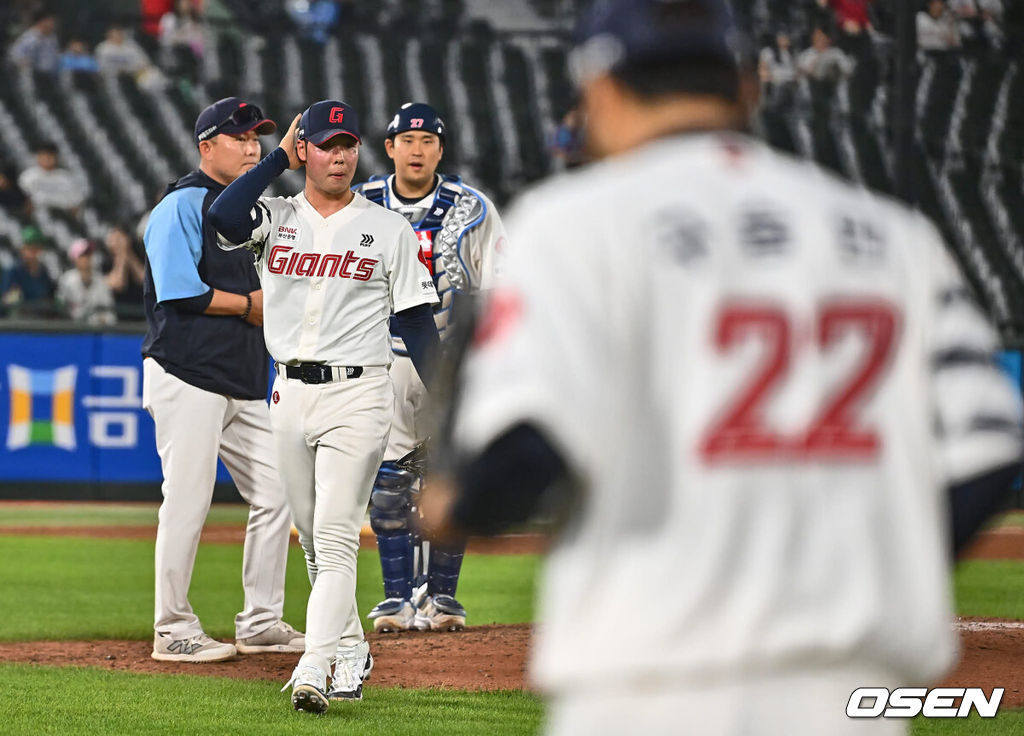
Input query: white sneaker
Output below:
<box><xmin>236</xmin><ymin>620</ymin><xmax>305</xmax><ymax>653</ymax></box>
<box><xmin>367</xmin><ymin>598</ymin><xmax>415</xmax><ymax>633</ymax></box>
<box><xmin>151</xmin><ymin>632</ymin><xmax>237</xmax><ymax>663</ymax></box>
<box><xmin>328</xmin><ymin>641</ymin><xmax>373</xmax><ymax>701</ymax></box>
<box><xmin>282</xmin><ymin>662</ymin><xmax>329</xmax><ymax>714</ymax></box>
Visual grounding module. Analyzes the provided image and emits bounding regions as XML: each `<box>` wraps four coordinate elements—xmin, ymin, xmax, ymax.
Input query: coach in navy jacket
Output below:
<box><xmin>142</xmin><ymin>97</ymin><xmax>305</xmax><ymax>664</ymax></box>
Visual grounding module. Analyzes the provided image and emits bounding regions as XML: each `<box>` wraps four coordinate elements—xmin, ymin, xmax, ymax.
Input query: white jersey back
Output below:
<box><xmin>241</xmin><ymin>191</ymin><xmax>437</xmax><ymax>366</ymax></box>
<box><xmin>454</xmin><ymin>133</ymin><xmax>1023</xmax><ymax>692</ymax></box>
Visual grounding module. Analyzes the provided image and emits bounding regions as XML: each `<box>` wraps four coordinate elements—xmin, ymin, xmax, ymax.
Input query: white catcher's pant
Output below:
<box><xmin>384</xmin><ymin>355</ymin><xmax>427</xmax><ymax>461</ymax></box>
<box><xmin>269</xmin><ymin>369</ymin><xmax>392</xmax><ymax>671</ymax></box>
<box><xmin>143</xmin><ymin>358</ymin><xmax>292</xmax><ymax>640</ymax></box>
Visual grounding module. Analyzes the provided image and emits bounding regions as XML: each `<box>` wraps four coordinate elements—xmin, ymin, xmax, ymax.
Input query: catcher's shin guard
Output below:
<box><xmin>376</xmin><ymin>534</ymin><xmax>414</xmax><ymax>601</ymax></box>
<box><xmin>427</xmin><ymin>541</ymin><xmax>465</xmax><ymax>597</ymax></box>
<box><xmin>369</xmin><ymin>462</ymin><xmax>417</xmax><ymax>600</ymax></box>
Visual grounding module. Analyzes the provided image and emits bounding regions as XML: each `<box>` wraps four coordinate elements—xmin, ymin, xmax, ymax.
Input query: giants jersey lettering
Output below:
<box><xmin>265</xmin><ymin>244</ymin><xmax>378</xmax><ymax>281</ymax></box>
<box><xmin>454</xmin><ymin>134</ymin><xmax>1023</xmax><ymax>692</ymax></box>
<box><xmin>223</xmin><ymin>192</ymin><xmax>436</xmax><ymax>366</ymax></box>
<box><xmin>356</xmin><ymin>175</ymin><xmax>508</xmax><ymax>352</ymax></box>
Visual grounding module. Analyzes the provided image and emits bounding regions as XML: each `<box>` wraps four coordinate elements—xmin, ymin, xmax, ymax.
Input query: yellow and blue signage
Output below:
<box><xmin>7</xmin><ymin>365</ymin><xmax>78</xmax><ymax>450</ymax></box>
<box><xmin>0</xmin><ymin>331</ymin><xmax>228</xmax><ymax>484</ymax></box>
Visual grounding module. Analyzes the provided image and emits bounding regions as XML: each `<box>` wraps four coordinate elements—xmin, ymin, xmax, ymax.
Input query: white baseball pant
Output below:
<box><xmin>143</xmin><ymin>357</ymin><xmax>292</xmax><ymax>640</ymax></box>
<box><xmin>268</xmin><ymin>368</ymin><xmax>392</xmax><ymax>671</ymax></box>
<box><xmin>384</xmin><ymin>355</ymin><xmax>427</xmax><ymax>461</ymax></box>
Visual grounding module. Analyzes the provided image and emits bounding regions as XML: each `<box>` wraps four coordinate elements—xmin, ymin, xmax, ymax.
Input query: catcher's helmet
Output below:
<box><xmin>386</xmin><ymin>102</ymin><xmax>446</xmax><ymax>143</ymax></box>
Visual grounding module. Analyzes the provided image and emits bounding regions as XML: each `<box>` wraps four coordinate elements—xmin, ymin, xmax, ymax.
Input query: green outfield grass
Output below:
<box><xmin>1</xmin><ymin>511</ymin><xmax>1023</xmax><ymax>734</ymax></box>
<box><xmin>0</xmin><ymin>502</ymin><xmax>251</xmax><ymax>528</ymax></box>
<box><xmin>953</xmin><ymin>561</ymin><xmax>1024</xmax><ymax>620</ymax></box>
<box><xmin>0</xmin><ymin>535</ymin><xmax>538</xmax><ymax>640</ymax></box>
<box><xmin>914</xmin><ymin>713</ymin><xmax>1024</xmax><ymax>735</ymax></box>
<box><xmin>989</xmin><ymin>511</ymin><xmax>1024</xmax><ymax>529</ymax></box>
<box><xmin>1</xmin><ymin>664</ymin><xmax>542</xmax><ymax>736</ymax></box>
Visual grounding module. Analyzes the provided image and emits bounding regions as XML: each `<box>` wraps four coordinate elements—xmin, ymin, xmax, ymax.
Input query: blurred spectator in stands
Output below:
<box><xmin>57</xmin><ymin>238</ymin><xmax>116</xmax><ymax>325</ymax></box>
<box><xmin>18</xmin><ymin>142</ymin><xmax>87</xmax><ymax>215</ymax></box>
<box><xmin>949</xmin><ymin>0</ymin><xmax>1004</xmax><ymax>52</ymax></box>
<box><xmin>103</xmin><ymin>224</ymin><xmax>146</xmax><ymax>319</ymax></box>
<box><xmin>142</xmin><ymin>0</ymin><xmax>176</xmax><ymax>38</ymax></box>
<box><xmin>60</xmin><ymin>38</ymin><xmax>99</xmax><ymax>74</ymax></box>
<box><xmin>807</xmin><ymin>0</ymin><xmax>838</xmax><ymax>35</ymax></box>
<box><xmin>824</xmin><ymin>0</ymin><xmax>875</xmax><ymax>56</ymax></box>
<box><xmin>759</xmin><ymin>31</ymin><xmax>798</xmax><ymax>108</ymax></box>
<box><xmin>0</xmin><ymin>164</ymin><xmax>30</xmax><ymax>216</ymax></box>
<box><xmin>96</xmin><ymin>23</ymin><xmax>165</xmax><ymax>89</ymax></box>
<box><xmin>798</xmin><ymin>26</ymin><xmax>853</xmax><ymax>162</ymax></box>
<box><xmin>797</xmin><ymin>27</ymin><xmax>855</xmax><ymax>81</ymax></box>
<box><xmin>0</xmin><ymin>225</ymin><xmax>57</xmax><ymax>318</ymax></box>
<box><xmin>286</xmin><ymin>0</ymin><xmax>342</xmax><ymax>44</ymax></box>
<box><xmin>159</xmin><ymin>0</ymin><xmax>205</xmax><ymax>82</ymax></box>
<box><xmin>8</xmin><ymin>10</ymin><xmax>60</xmax><ymax>75</ymax></box>
<box><xmin>918</xmin><ymin>0</ymin><xmax>962</xmax><ymax>53</ymax></box>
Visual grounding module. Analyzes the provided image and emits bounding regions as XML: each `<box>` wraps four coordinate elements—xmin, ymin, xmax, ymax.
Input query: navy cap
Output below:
<box><xmin>298</xmin><ymin>100</ymin><xmax>361</xmax><ymax>145</ymax></box>
<box><xmin>194</xmin><ymin>97</ymin><xmax>276</xmax><ymax>144</ymax></box>
<box><xmin>386</xmin><ymin>102</ymin><xmax>446</xmax><ymax>142</ymax></box>
<box><xmin>570</xmin><ymin>0</ymin><xmax>739</xmax><ymax>84</ymax></box>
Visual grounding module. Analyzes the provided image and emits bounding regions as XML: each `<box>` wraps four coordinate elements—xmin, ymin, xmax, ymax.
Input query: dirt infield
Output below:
<box><xmin>944</xmin><ymin>622</ymin><xmax>1024</xmax><ymax>707</ymax></box>
<box><xmin>0</xmin><ymin>622</ymin><xmax>1020</xmax><ymax>703</ymax></box>
<box><xmin>0</xmin><ymin>625</ymin><xmax>531</xmax><ymax>691</ymax></box>
<box><xmin>0</xmin><ymin>518</ymin><xmax>1022</xmax><ymax>700</ymax></box>
<box><xmin>961</xmin><ymin>526</ymin><xmax>1024</xmax><ymax>560</ymax></box>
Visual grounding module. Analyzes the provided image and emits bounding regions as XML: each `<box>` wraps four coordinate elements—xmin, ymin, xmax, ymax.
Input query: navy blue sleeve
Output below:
<box><xmin>394</xmin><ymin>303</ymin><xmax>441</xmax><ymax>387</ymax></box>
<box><xmin>208</xmin><ymin>147</ymin><xmax>289</xmax><ymax>244</ymax></box>
<box><xmin>450</xmin><ymin>423</ymin><xmax>568</xmax><ymax>535</ymax></box>
<box><xmin>165</xmin><ymin>289</ymin><xmax>214</xmax><ymax>314</ymax></box>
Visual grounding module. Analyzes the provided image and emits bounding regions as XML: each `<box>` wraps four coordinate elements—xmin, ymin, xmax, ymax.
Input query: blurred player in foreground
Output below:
<box><xmin>354</xmin><ymin>102</ymin><xmax>508</xmax><ymax>633</ymax></box>
<box><xmin>420</xmin><ymin>0</ymin><xmax>1024</xmax><ymax>733</ymax></box>
<box><xmin>209</xmin><ymin>101</ymin><xmax>439</xmax><ymax>713</ymax></box>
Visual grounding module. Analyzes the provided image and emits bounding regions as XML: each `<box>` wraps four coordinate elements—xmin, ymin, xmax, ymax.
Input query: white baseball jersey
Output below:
<box><xmin>454</xmin><ymin>133</ymin><xmax>1023</xmax><ymax>694</ymax></box>
<box><xmin>225</xmin><ymin>191</ymin><xmax>438</xmax><ymax>365</ymax></box>
<box><xmin>356</xmin><ymin>174</ymin><xmax>508</xmax><ymax>346</ymax></box>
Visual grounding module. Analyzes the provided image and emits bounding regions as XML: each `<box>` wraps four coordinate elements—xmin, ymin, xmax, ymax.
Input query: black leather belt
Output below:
<box><xmin>279</xmin><ymin>363</ymin><xmax>364</xmax><ymax>384</ymax></box>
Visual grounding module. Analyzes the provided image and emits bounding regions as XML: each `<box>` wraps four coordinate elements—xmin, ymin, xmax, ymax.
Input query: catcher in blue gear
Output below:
<box><xmin>354</xmin><ymin>102</ymin><xmax>509</xmax><ymax>631</ymax></box>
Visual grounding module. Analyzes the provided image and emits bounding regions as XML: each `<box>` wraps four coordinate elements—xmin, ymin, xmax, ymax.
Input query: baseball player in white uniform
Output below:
<box><xmin>420</xmin><ymin>1</ymin><xmax>1024</xmax><ymax>734</ymax></box>
<box><xmin>208</xmin><ymin>100</ymin><xmax>440</xmax><ymax>714</ymax></box>
<box><xmin>353</xmin><ymin>102</ymin><xmax>508</xmax><ymax>633</ymax></box>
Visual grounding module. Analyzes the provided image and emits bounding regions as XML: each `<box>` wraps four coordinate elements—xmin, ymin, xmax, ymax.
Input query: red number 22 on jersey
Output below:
<box><xmin>700</xmin><ymin>300</ymin><xmax>899</xmax><ymax>463</ymax></box>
